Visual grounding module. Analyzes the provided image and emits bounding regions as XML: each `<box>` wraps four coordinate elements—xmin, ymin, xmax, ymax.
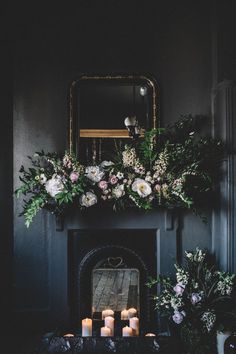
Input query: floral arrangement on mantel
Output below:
<box><xmin>147</xmin><ymin>248</ymin><xmax>236</xmax><ymax>354</ymax></box>
<box><xmin>15</xmin><ymin>116</ymin><xmax>224</xmax><ymax>227</ymax></box>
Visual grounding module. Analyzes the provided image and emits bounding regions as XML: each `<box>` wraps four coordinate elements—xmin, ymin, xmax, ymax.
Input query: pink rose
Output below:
<box><xmin>109</xmin><ymin>175</ymin><xmax>118</xmax><ymax>185</ymax></box>
<box><xmin>70</xmin><ymin>171</ymin><xmax>79</xmax><ymax>183</ymax></box>
<box><xmin>98</xmin><ymin>180</ymin><xmax>108</xmax><ymax>190</ymax></box>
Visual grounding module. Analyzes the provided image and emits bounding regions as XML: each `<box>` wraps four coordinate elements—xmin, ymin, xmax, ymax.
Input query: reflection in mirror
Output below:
<box><xmin>92</xmin><ymin>269</ymin><xmax>140</xmax><ymax>319</ymax></box>
<box><xmin>79</xmin><ymin>83</ymin><xmax>149</xmax><ymax>130</ymax></box>
<box><xmin>69</xmin><ymin>75</ymin><xmax>158</xmax><ymax>161</ymax></box>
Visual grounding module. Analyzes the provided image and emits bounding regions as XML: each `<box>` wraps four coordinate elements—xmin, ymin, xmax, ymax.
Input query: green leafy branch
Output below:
<box><xmin>21</xmin><ymin>194</ymin><xmax>47</xmax><ymax>228</ymax></box>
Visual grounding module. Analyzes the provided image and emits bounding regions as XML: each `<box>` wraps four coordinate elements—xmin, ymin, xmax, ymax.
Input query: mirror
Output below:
<box><xmin>68</xmin><ymin>74</ymin><xmax>158</xmax><ymax>161</ymax></box>
<box><xmin>92</xmin><ymin>268</ymin><xmax>140</xmax><ymax>319</ymax></box>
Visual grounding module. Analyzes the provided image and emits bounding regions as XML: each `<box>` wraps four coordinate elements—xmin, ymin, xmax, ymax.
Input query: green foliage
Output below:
<box><xmin>21</xmin><ymin>194</ymin><xmax>47</xmax><ymax>228</ymax></box>
<box><xmin>15</xmin><ymin>116</ymin><xmax>225</xmax><ymax>227</ymax></box>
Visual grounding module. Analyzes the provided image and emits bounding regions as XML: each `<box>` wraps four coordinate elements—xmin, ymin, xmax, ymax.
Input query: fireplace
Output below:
<box><xmin>68</xmin><ymin>229</ymin><xmax>158</xmax><ymax>333</ymax></box>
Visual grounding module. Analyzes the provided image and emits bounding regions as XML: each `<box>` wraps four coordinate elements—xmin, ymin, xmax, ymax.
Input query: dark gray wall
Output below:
<box><xmin>0</xmin><ymin>42</ymin><xmax>13</xmax><ymax>326</ymax></box>
<box><xmin>211</xmin><ymin>1</ymin><xmax>236</xmax><ymax>272</ymax></box>
<box><xmin>0</xmin><ymin>1</ymin><xmax>233</xmax><ymax>332</ymax></box>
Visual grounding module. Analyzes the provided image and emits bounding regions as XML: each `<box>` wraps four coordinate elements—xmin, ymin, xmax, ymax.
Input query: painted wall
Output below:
<box><xmin>0</xmin><ymin>1</ymin><xmax>233</xmax><ymax>331</ymax></box>
<box><xmin>0</xmin><ymin>42</ymin><xmax>13</xmax><ymax>324</ymax></box>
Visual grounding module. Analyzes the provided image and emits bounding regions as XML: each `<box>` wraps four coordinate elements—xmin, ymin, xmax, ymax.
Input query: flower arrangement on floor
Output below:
<box><xmin>147</xmin><ymin>248</ymin><xmax>236</xmax><ymax>354</ymax></box>
<box><xmin>15</xmin><ymin>116</ymin><xmax>224</xmax><ymax>227</ymax></box>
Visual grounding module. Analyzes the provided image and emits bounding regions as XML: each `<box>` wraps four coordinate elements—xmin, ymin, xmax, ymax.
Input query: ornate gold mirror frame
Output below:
<box><xmin>68</xmin><ymin>74</ymin><xmax>158</xmax><ymax>155</ymax></box>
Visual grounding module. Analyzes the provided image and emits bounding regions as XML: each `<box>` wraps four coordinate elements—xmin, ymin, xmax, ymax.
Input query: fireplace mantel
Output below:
<box><xmin>56</xmin><ymin>207</ymin><xmax>176</xmax><ymax>232</ymax></box>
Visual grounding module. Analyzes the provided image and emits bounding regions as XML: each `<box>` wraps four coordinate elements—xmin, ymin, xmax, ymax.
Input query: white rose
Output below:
<box><xmin>80</xmin><ymin>192</ymin><xmax>97</xmax><ymax>207</ymax></box>
<box><xmin>85</xmin><ymin>166</ymin><xmax>104</xmax><ymax>183</ymax></box>
<box><xmin>132</xmin><ymin>178</ymin><xmax>152</xmax><ymax>198</ymax></box>
<box><xmin>45</xmin><ymin>174</ymin><xmax>64</xmax><ymax>197</ymax></box>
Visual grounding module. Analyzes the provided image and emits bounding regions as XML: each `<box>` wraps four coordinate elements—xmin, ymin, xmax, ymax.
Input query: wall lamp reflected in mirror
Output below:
<box><xmin>124</xmin><ymin>116</ymin><xmax>141</xmax><ymax>139</ymax></box>
<box><xmin>139</xmin><ymin>86</ymin><xmax>148</xmax><ymax>96</ymax></box>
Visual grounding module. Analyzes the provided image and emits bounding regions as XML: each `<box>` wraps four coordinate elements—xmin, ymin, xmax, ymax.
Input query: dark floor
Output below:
<box><xmin>0</xmin><ymin>334</ymin><xmax>42</xmax><ymax>354</ymax></box>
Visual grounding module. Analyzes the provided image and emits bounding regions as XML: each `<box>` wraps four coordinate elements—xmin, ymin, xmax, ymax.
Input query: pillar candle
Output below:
<box><xmin>129</xmin><ymin>317</ymin><xmax>139</xmax><ymax>336</ymax></box>
<box><xmin>102</xmin><ymin>309</ymin><xmax>114</xmax><ymax>320</ymax></box>
<box><xmin>104</xmin><ymin>316</ymin><xmax>115</xmax><ymax>336</ymax></box>
<box><xmin>82</xmin><ymin>318</ymin><xmax>92</xmax><ymax>337</ymax></box>
<box><xmin>101</xmin><ymin>326</ymin><xmax>111</xmax><ymax>337</ymax></box>
<box><xmin>122</xmin><ymin>326</ymin><xmax>133</xmax><ymax>337</ymax></box>
<box><xmin>128</xmin><ymin>307</ymin><xmax>137</xmax><ymax>319</ymax></box>
<box><xmin>63</xmin><ymin>334</ymin><xmax>74</xmax><ymax>338</ymax></box>
<box><xmin>121</xmin><ymin>309</ymin><xmax>129</xmax><ymax>320</ymax></box>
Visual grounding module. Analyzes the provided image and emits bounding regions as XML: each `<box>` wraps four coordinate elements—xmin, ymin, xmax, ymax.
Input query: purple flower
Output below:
<box><xmin>191</xmin><ymin>293</ymin><xmax>201</xmax><ymax>305</ymax></box>
<box><xmin>172</xmin><ymin>311</ymin><xmax>185</xmax><ymax>324</ymax></box>
<box><xmin>70</xmin><ymin>171</ymin><xmax>79</xmax><ymax>183</ymax></box>
<box><xmin>173</xmin><ymin>282</ymin><xmax>185</xmax><ymax>296</ymax></box>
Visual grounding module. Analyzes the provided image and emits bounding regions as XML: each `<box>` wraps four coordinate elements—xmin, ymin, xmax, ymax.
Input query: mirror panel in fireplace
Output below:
<box><xmin>69</xmin><ymin>229</ymin><xmax>157</xmax><ymax>330</ymax></box>
<box><xmin>92</xmin><ymin>268</ymin><xmax>140</xmax><ymax>318</ymax></box>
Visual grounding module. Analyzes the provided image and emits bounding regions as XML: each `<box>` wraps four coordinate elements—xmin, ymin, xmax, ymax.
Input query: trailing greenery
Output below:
<box><xmin>15</xmin><ymin>116</ymin><xmax>224</xmax><ymax>227</ymax></box>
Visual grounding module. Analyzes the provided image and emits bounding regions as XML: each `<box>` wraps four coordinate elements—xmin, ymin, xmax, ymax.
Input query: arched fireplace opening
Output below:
<box><xmin>68</xmin><ymin>229</ymin><xmax>158</xmax><ymax>334</ymax></box>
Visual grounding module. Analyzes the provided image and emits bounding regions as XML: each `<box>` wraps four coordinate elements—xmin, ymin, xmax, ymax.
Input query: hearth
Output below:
<box><xmin>37</xmin><ymin>333</ymin><xmax>183</xmax><ymax>354</ymax></box>
<box><xmin>68</xmin><ymin>229</ymin><xmax>157</xmax><ymax>333</ymax></box>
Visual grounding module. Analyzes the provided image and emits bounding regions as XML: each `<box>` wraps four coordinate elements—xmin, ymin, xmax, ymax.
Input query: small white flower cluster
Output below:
<box><xmin>201</xmin><ymin>311</ymin><xmax>216</xmax><ymax>332</ymax></box>
<box><xmin>129</xmin><ymin>194</ymin><xmax>142</xmax><ymax>208</ymax></box>
<box><xmin>162</xmin><ymin>183</ymin><xmax>170</xmax><ymax>198</ymax></box>
<box><xmin>170</xmin><ymin>295</ymin><xmax>183</xmax><ymax>311</ymax></box>
<box><xmin>63</xmin><ymin>153</ymin><xmax>73</xmax><ymax>169</ymax></box>
<box><xmin>122</xmin><ymin>146</ymin><xmax>137</xmax><ymax>167</ymax></box>
<box><xmin>152</xmin><ymin>151</ymin><xmax>168</xmax><ymax>178</ymax></box>
<box><xmin>122</xmin><ymin>145</ymin><xmax>146</xmax><ymax>176</ymax></box>
<box><xmin>185</xmin><ymin>247</ymin><xmax>206</xmax><ymax>262</ymax></box>
<box><xmin>217</xmin><ymin>272</ymin><xmax>235</xmax><ymax>296</ymax></box>
<box><xmin>172</xmin><ymin>178</ymin><xmax>184</xmax><ymax>191</ymax></box>
<box><xmin>175</xmin><ymin>265</ymin><xmax>189</xmax><ymax>285</ymax></box>
<box><xmin>133</xmin><ymin>162</ymin><xmax>145</xmax><ymax>175</ymax></box>
<box><xmin>156</xmin><ymin>289</ymin><xmax>172</xmax><ymax>309</ymax></box>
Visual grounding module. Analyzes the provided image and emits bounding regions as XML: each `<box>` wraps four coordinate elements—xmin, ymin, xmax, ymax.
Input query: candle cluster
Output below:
<box><xmin>120</xmin><ymin>307</ymin><xmax>137</xmax><ymax>320</ymax></box>
<box><xmin>81</xmin><ymin>307</ymin><xmax>143</xmax><ymax>337</ymax></box>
